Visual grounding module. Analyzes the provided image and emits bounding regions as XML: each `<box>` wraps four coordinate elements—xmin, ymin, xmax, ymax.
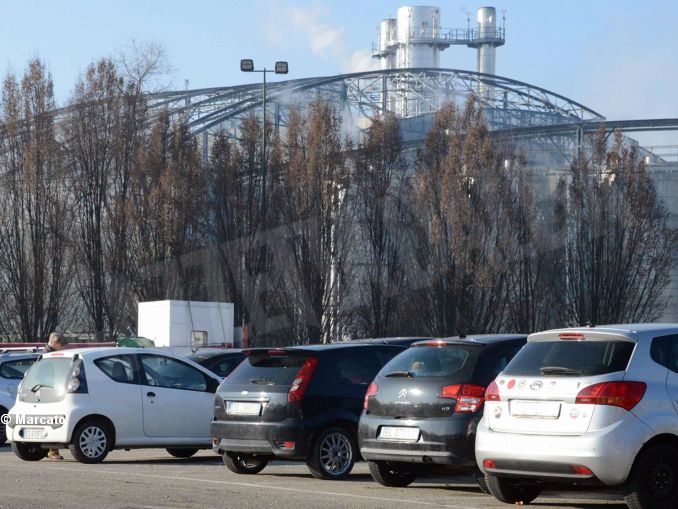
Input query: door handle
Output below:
<box><xmin>146</xmin><ymin>391</ymin><xmax>156</xmax><ymax>398</ymax></box>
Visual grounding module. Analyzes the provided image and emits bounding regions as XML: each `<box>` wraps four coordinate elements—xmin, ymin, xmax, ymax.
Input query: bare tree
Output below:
<box><xmin>127</xmin><ymin>113</ymin><xmax>206</xmax><ymax>302</ymax></box>
<box><xmin>556</xmin><ymin>130</ymin><xmax>676</xmax><ymax>325</ymax></box>
<box><xmin>277</xmin><ymin>101</ymin><xmax>355</xmax><ymax>343</ymax></box>
<box><xmin>411</xmin><ymin>98</ymin><xmax>514</xmax><ymax>336</ymax></box>
<box><xmin>353</xmin><ymin>114</ymin><xmax>411</xmax><ymax>337</ymax></box>
<box><xmin>0</xmin><ymin>60</ymin><xmax>73</xmax><ymax>341</ymax></box>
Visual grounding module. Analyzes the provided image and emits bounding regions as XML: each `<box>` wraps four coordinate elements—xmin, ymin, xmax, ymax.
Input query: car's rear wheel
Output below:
<box><xmin>475</xmin><ymin>473</ymin><xmax>490</xmax><ymax>494</ymax></box>
<box><xmin>486</xmin><ymin>475</ymin><xmax>541</xmax><ymax>504</ymax></box>
<box><xmin>166</xmin><ymin>448</ymin><xmax>199</xmax><ymax>458</ymax></box>
<box><xmin>625</xmin><ymin>443</ymin><xmax>678</xmax><ymax>509</ymax></box>
<box><xmin>11</xmin><ymin>441</ymin><xmax>48</xmax><ymax>461</ymax></box>
<box><xmin>368</xmin><ymin>460</ymin><xmax>417</xmax><ymax>487</ymax></box>
<box><xmin>69</xmin><ymin>420</ymin><xmax>112</xmax><ymax>464</ymax></box>
<box><xmin>222</xmin><ymin>452</ymin><xmax>268</xmax><ymax>474</ymax></box>
<box><xmin>306</xmin><ymin>427</ymin><xmax>357</xmax><ymax>480</ymax></box>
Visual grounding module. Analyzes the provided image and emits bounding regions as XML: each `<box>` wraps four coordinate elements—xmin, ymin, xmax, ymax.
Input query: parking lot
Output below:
<box><xmin>0</xmin><ymin>447</ymin><xmax>627</xmax><ymax>509</ymax></box>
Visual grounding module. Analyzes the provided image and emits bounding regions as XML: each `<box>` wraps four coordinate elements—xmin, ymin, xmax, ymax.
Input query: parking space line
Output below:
<box><xmin>35</xmin><ymin>465</ymin><xmax>483</xmax><ymax>508</ymax></box>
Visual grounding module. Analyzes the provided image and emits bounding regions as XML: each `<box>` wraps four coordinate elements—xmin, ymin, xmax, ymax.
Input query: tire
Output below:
<box><xmin>11</xmin><ymin>441</ymin><xmax>48</xmax><ymax>461</ymax></box>
<box><xmin>476</xmin><ymin>474</ymin><xmax>490</xmax><ymax>495</ymax></box>
<box><xmin>368</xmin><ymin>460</ymin><xmax>417</xmax><ymax>487</ymax></box>
<box><xmin>624</xmin><ymin>443</ymin><xmax>678</xmax><ymax>509</ymax></box>
<box><xmin>486</xmin><ymin>475</ymin><xmax>542</xmax><ymax>504</ymax></box>
<box><xmin>0</xmin><ymin>407</ymin><xmax>7</xmax><ymax>446</ymax></box>
<box><xmin>166</xmin><ymin>448</ymin><xmax>199</xmax><ymax>458</ymax></box>
<box><xmin>222</xmin><ymin>451</ymin><xmax>268</xmax><ymax>474</ymax></box>
<box><xmin>306</xmin><ymin>426</ymin><xmax>358</xmax><ymax>480</ymax></box>
<box><xmin>68</xmin><ymin>419</ymin><xmax>112</xmax><ymax>464</ymax></box>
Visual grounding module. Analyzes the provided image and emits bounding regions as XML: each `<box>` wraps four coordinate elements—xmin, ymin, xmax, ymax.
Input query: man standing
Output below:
<box><xmin>44</xmin><ymin>332</ymin><xmax>67</xmax><ymax>460</ymax></box>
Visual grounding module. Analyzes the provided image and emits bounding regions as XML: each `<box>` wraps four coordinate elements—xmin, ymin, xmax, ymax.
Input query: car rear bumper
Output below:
<box><xmin>211</xmin><ymin>419</ymin><xmax>312</xmax><ymax>459</ymax></box>
<box><xmin>475</xmin><ymin>413</ymin><xmax>650</xmax><ymax>486</ymax></box>
<box><xmin>5</xmin><ymin>400</ymin><xmax>91</xmax><ymax>446</ymax></box>
<box><xmin>358</xmin><ymin>412</ymin><xmax>477</xmax><ymax>467</ymax></box>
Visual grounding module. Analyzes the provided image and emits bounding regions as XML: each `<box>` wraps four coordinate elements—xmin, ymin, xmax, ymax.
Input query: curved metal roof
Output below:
<box><xmin>146</xmin><ymin>68</ymin><xmax>604</xmax><ymax>136</ymax></box>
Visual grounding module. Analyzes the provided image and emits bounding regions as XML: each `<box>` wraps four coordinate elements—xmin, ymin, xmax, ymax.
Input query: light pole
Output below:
<box><xmin>240</xmin><ymin>59</ymin><xmax>289</xmax><ymax>216</ymax></box>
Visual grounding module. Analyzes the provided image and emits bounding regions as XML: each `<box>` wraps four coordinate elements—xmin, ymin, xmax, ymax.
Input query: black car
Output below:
<box><xmin>359</xmin><ymin>335</ymin><xmax>527</xmax><ymax>488</ymax></box>
<box><xmin>188</xmin><ymin>349</ymin><xmax>246</xmax><ymax>378</ymax></box>
<box><xmin>349</xmin><ymin>337</ymin><xmax>432</xmax><ymax>347</ymax></box>
<box><xmin>211</xmin><ymin>343</ymin><xmax>407</xmax><ymax>480</ymax></box>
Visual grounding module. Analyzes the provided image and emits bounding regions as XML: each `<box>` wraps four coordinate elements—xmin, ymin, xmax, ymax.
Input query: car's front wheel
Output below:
<box><xmin>166</xmin><ymin>448</ymin><xmax>199</xmax><ymax>458</ymax></box>
<box><xmin>222</xmin><ymin>452</ymin><xmax>268</xmax><ymax>474</ymax></box>
<box><xmin>11</xmin><ymin>441</ymin><xmax>48</xmax><ymax>461</ymax></box>
<box><xmin>486</xmin><ymin>475</ymin><xmax>541</xmax><ymax>504</ymax></box>
<box><xmin>625</xmin><ymin>442</ymin><xmax>678</xmax><ymax>509</ymax></box>
<box><xmin>306</xmin><ymin>426</ymin><xmax>357</xmax><ymax>480</ymax></box>
<box><xmin>368</xmin><ymin>460</ymin><xmax>417</xmax><ymax>487</ymax></box>
<box><xmin>69</xmin><ymin>420</ymin><xmax>112</xmax><ymax>464</ymax></box>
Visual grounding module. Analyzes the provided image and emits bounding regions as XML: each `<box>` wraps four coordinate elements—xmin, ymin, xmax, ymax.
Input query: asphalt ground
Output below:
<box><xmin>0</xmin><ymin>446</ymin><xmax>627</xmax><ymax>509</ymax></box>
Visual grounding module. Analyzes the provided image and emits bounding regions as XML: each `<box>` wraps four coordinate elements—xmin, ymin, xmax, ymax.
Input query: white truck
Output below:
<box><xmin>137</xmin><ymin>300</ymin><xmax>236</xmax><ymax>350</ymax></box>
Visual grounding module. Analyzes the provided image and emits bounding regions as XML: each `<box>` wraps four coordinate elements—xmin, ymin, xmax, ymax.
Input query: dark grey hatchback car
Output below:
<box><xmin>211</xmin><ymin>343</ymin><xmax>408</xmax><ymax>480</ymax></box>
<box><xmin>359</xmin><ymin>335</ymin><xmax>527</xmax><ymax>488</ymax></box>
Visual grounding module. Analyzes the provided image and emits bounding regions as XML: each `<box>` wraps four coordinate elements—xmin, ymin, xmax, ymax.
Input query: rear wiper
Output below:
<box><xmin>539</xmin><ymin>366</ymin><xmax>582</xmax><ymax>376</ymax></box>
<box><xmin>30</xmin><ymin>383</ymin><xmax>53</xmax><ymax>392</ymax></box>
<box><xmin>384</xmin><ymin>371</ymin><xmax>415</xmax><ymax>378</ymax></box>
<box><xmin>249</xmin><ymin>378</ymin><xmax>274</xmax><ymax>385</ymax></box>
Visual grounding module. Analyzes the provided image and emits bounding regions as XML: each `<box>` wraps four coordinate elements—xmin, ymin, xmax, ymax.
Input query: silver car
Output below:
<box><xmin>476</xmin><ymin>324</ymin><xmax>678</xmax><ymax>508</ymax></box>
<box><xmin>0</xmin><ymin>351</ymin><xmax>40</xmax><ymax>445</ymax></box>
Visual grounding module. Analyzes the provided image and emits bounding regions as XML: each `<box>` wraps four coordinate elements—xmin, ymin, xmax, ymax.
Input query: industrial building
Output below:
<box><xmin>147</xmin><ymin>5</ymin><xmax>678</xmax><ymax>322</ymax></box>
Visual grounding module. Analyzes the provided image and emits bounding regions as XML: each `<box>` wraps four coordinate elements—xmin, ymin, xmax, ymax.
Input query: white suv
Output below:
<box><xmin>6</xmin><ymin>347</ymin><xmax>221</xmax><ymax>463</ymax></box>
<box><xmin>476</xmin><ymin>324</ymin><xmax>678</xmax><ymax>509</ymax></box>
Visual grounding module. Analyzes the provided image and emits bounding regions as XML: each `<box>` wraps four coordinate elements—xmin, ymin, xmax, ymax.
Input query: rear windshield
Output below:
<box><xmin>19</xmin><ymin>357</ymin><xmax>73</xmax><ymax>402</ymax></box>
<box><xmin>503</xmin><ymin>341</ymin><xmax>635</xmax><ymax>377</ymax></box>
<box><xmin>378</xmin><ymin>345</ymin><xmax>480</xmax><ymax>379</ymax></box>
<box><xmin>226</xmin><ymin>353</ymin><xmax>309</xmax><ymax>386</ymax></box>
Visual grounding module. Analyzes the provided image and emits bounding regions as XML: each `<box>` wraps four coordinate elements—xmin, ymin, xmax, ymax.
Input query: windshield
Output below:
<box><xmin>225</xmin><ymin>353</ymin><xmax>310</xmax><ymax>386</ymax></box>
<box><xmin>378</xmin><ymin>345</ymin><xmax>479</xmax><ymax>379</ymax></box>
<box><xmin>19</xmin><ymin>357</ymin><xmax>74</xmax><ymax>403</ymax></box>
<box><xmin>503</xmin><ymin>341</ymin><xmax>635</xmax><ymax>377</ymax></box>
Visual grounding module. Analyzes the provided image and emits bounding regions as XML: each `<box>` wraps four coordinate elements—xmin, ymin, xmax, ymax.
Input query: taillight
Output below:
<box><xmin>485</xmin><ymin>379</ymin><xmax>501</xmax><ymax>401</ymax></box>
<box><xmin>559</xmin><ymin>332</ymin><xmax>585</xmax><ymax>340</ymax></box>
<box><xmin>438</xmin><ymin>384</ymin><xmax>486</xmax><ymax>413</ymax></box>
<box><xmin>364</xmin><ymin>382</ymin><xmax>378</xmax><ymax>411</ymax></box>
<box><xmin>67</xmin><ymin>359</ymin><xmax>88</xmax><ymax>394</ymax></box>
<box><xmin>287</xmin><ymin>357</ymin><xmax>318</xmax><ymax>403</ymax></box>
<box><xmin>575</xmin><ymin>381</ymin><xmax>646</xmax><ymax>411</ymax></box>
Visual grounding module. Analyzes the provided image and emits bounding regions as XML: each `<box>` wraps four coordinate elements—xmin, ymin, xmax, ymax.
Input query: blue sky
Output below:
<box><xmin>1</xmin><ymin>0</ymin><xmax>677</xmax><ymax>120</ymax></box>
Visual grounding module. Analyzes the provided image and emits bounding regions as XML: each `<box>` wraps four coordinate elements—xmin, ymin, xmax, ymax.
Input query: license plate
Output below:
<box><xmin>22</xmin><ymin>428</ymin><xmax>45</xmax><ymax>439</ymax></box>
<box><xmin>226</xmin><ymin>402</ymin><xmax>262</xmax><ymax>416</ymax></box>
<box><xmin>510</xmin><ymin>400</ymin><xmax>561</xmax><ymax>418</ymax></box>
<box><xmin>378</xmin><ymin>426</ymin><xmax>420</xmax><ymax>442</ymax></box>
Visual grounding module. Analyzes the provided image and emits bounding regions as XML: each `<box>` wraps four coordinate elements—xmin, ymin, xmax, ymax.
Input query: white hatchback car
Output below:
<box><xmin>476</xmin><ymin>324</ymin><xmax>678</xmax><ymax>508</ymax></box>
<box><xmin>6</xmin><ymin>347</ymin><xmax>221</xmax><ymax>463</ymax></box>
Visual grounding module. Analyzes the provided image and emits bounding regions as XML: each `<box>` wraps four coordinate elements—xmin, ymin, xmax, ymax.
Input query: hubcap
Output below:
<box><xmin>79</xmin><ymin>426</ymin><xmax>107</xmax><ymax>458</ymax></box>
<box><xmin>319</xmin><ymin>432</ymin><xmax>352</xmax><ymax>476</ymax></box>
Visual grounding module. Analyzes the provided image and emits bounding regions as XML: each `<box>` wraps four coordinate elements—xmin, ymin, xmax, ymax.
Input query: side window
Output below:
<box><xmin>95</xmin><ymin>355</ymin><xmax>137</xmax><ymax>384</ymax></box>
<box><xmin>334</xmin><ymin>349</ymin><xmax>381</xmax><ymax>386</ymax></box>
<box><xmin>474</xmin><ymin>341</ymin><xmax>524</xmax><ymax>386</ymax></box>
<box><xmin>0</xmin><ymin>358</ymin><xmax>36</xmax><ymax>379</ymax></box>
<box><xmin>651</xmin><ymin>335</ymin><xmax>675</xmax><ymax>370</ymax></box>
<box><xmin>211</xmin><ymin>356</ymin><xmax>245</xmax><ymax>378</ymax></box>
<box><xmin>139</xmin><ymin>355</ymin><xmax>208</xmax><ymax>392</ymax></box>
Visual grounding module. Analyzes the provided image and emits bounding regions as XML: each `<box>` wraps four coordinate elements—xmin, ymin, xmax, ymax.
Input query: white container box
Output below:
<box><xmin>137</xmin><ymin>300</ymin><xmax>235</xmax><ymax>348</ymax></box>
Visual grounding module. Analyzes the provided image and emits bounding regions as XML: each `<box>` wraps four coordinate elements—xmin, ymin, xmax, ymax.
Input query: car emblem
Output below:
<box><xmin>398</xmin><ymin>388</ymin><xmax>408</xmax><ymax>399</ymax></box>
<box><xmin>507</xmin><ymin>379</ymin><xmax>516</xmax><ymax>389</ymax></box>
<box><xmin>530</xmin><ymin>381</ymin><xmax>543</xmax><ymax>391</ymax></box>
<box><xmin>241</xmin><ymin>390</ymin><xmax>249</xmax><ymax>395</ymax></box>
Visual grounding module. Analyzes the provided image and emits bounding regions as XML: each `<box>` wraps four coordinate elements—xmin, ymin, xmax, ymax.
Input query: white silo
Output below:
<box><xmin>395</xmin><ymin>6</ymin><xmax>443</xmax><ymax>68</ymax></box>
<box><xmin>377</xmin><ymin>18</ymin><xmax>397</xmax><ymax>70</ymax></box>
<box><xmin>468</xmin><ymin>7</ymin><xmax>506</xmax><ymax>97</ymax></box>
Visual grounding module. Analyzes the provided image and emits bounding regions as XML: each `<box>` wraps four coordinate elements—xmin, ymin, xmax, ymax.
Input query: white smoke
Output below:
<box><xmin>259</xmin><ymin>1</ymin><xmax>377</xmax><ymax>73</ymax></box>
